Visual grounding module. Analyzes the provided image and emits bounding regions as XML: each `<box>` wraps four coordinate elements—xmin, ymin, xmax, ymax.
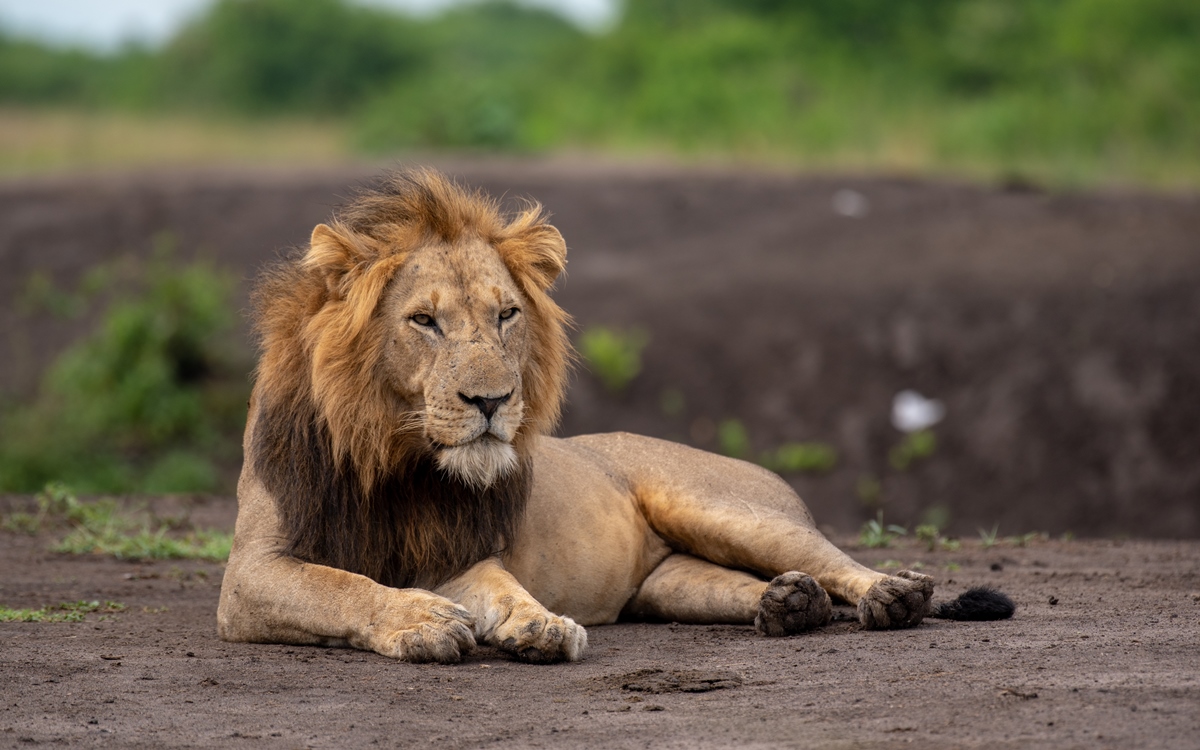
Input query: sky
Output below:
<box><xmin>0</xmin><ymin>0</ymin><xmax>617</xmax><ymax>50</ymax></box>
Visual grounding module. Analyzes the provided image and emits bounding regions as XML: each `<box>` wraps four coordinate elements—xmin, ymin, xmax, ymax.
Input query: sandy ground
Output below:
<box><xmin>2</xmin><ymin>494</ymin><xmax>1198</xmax><ymax>749</ymax></box>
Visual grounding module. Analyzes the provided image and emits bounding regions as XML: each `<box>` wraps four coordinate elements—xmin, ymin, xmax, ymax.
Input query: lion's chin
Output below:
<box><xmin>435</xmin><ymin>437</ymin><xmax>519</xmax><ymax>490</ymax></box>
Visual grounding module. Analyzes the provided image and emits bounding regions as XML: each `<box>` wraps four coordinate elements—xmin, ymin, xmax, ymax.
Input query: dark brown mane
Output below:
<box><xmin>252</xmin><ymin>395</ymin><xmax>529</xmax><ymax>589</ymax></box>
<box><xmin>247</xmin><ymin>168</ymin><xmax>570</xmax><ymax>588</ymax></box>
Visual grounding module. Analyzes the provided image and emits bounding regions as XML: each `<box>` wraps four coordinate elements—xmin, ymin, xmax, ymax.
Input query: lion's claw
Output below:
<box><xmin>858</xmin><ymin>570</ymin><xmax>933</xmax><ymax>629</ymax></box>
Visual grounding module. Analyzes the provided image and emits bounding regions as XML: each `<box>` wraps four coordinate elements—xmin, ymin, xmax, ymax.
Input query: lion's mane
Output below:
<box><xmin>249</xmin><ymin>169</ymin><xmax>571</xmax><ymax>589</ymax></box>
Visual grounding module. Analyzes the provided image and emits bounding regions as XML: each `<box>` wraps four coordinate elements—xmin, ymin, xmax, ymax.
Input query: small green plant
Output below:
<box><xmin>979</xmin><ymin>524</ymin><xmax>1000</xmax><ymax>549</ymax></box>
<box><xmin>0</xmin><ymin>600</ymin><xmax>125</xmax><ymax>623</ymax></box>
<box><xmin>717</xmin><ymin>419</ymin><xmax>751</xmax><ymax>458</ymax></box>
<box><xmin>2</xmin><ymin>483</ymin><xmax>233</xmax><ymax>562</ymax></box>
<box><xmin>1008</xmin><ymin>531</ymin><xmax>1046</xmax><ymax>548</ymax></box>
<box><xmin>915</xmin><ymin>524</ymin><xmax>961</xmax><ymax>552</ymax></box>
<box><xmin>859</xmin><ymin>511</ymin><xmax>907</xmax><ymax>549</ymax></box>
<box><xmin>874</xmin><ymin>559</ymin><xmax>904</xmax><ymax>570</ymax></box>
<box><xmin>760</xmin><ymin>442</ymin><xmax>838</xmax><ymax>474</ymax></box>
<box><xmin>889</xmin><ymin>429</ymin><xmax>937</xmax><ymax>470</ymax></box>
<box><xmin>578</xmin><ymin>326</ymin><xmax>650</xmax><ymax>393</ymax></box>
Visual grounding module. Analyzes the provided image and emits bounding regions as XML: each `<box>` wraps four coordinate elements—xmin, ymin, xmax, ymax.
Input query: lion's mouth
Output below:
<box><xmin>434</xmin><ymin>435</ymin><xmax>518</xmax><ymax>489</ymax></box>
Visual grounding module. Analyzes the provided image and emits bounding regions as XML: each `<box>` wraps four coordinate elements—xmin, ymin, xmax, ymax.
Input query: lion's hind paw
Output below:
<box><xmin>755</xmin><ymin>571</ymin><xmax>833</xmax><ymax>637</ymax></box>
<box><xmin>858</xmin><ymin>570</ymin><xmax>933</xmax><ymax>630</ymax></box>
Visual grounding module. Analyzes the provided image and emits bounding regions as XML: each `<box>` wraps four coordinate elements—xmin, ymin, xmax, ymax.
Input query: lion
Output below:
<box><xmin>217</xmin><ymin>169</ymin><xmax>1012</xmax><ymax>663</ymax></box>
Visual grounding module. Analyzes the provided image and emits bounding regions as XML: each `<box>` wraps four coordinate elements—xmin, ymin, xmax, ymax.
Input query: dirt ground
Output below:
<box><xmin>1</xmin><ymin>494</ymin><xmax>1198</xmax><ymax>749</ymax></box>
<box><xmin>1</xmin><ymin>162</ymin><xmax>1199</xmax><ymax>746</ymax></box>
<box><xmin>1</xmin><ymin>159</ymin><xmax>1198</xmax><ymax>537</ymax></box>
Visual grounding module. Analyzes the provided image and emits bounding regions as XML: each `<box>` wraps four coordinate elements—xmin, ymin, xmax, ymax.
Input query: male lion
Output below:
<box><xmin>217</xmin><ymin>169</ymin><xmax>1011</xmax><ymax>663</ymax></box>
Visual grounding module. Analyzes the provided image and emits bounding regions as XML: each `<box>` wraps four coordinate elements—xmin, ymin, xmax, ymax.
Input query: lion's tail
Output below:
<box><xmin>929</xmin><ymin>587</ymin><xmax>1015</xmax><ymax>621</ymax></box>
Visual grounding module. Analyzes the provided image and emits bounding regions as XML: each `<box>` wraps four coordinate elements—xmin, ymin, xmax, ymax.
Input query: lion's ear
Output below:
<box><xmin>304</xmin><ymin>223</ymin><xmax>375</xmax><ymax>299</ymax></box>
<box><xmin>506</xmin><ymin>223</ymin><xmax>567</xmax><ymax>290</ymax></box>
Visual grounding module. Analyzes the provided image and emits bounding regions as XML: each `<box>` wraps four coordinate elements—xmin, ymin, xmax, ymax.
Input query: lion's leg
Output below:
<box><xmin>218</xmin><ymin>476</ymin><xmax>477</xmax><ymax>663</ymax></box>
<box><xmin>622</xmin><ymin>553</ymin><xmax>833</xmax><ymax>636</ymax></box>
<box><xmin>435</xmin><ymin>557</ymin><xmax>587</xmax><ymax>663</ymax></box>
<box><xmin>638</xmin><ymin>486</ymin><xmax>931</xmax><ymax>629</ymax></box>
<box><xmin>639</xmin><ymin>485</ymin><xmax>931</xmax><ymax>630</ymax></box>
<box><xmin>218</xmin><ymin>548</ymin><xmax>476</xmax><ymax>663</ymax></box>
<box><xmin>571</xmin><ymin>434</ymin><xmax>932</xmax><ymax>629</ymax></box>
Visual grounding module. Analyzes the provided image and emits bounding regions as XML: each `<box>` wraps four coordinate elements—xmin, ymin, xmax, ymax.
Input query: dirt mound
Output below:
<box><xmin>1</xmin><ymin>161</ymin><xmax>1197</xmax><ymax>537</ymax></box>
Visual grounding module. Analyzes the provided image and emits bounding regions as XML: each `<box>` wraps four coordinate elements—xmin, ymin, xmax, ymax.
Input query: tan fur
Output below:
<box><xmin>218</xmin><ymin>169</ymin><xmax>934</xmax><ymax>664</ymax></box>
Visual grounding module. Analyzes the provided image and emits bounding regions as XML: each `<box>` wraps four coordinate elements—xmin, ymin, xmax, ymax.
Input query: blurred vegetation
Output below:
<box><xmin>578</xmin><ymin>325</ymin><xmax>650</xmax><ymax>393</ymax></box>
<box><xmin>0</xmin><ymin>599</ymin><xmax>126</xmax><ymax>623</ymax></box>
<box><xmin>2</xmin><ymin>483</ymin><xmax>232</xmax><ymax>560</ymax></box>
<box><xmin>0</xmin><ymin>0</ymin><xmax>1195</xmax><ymax>185</ymax></box>
<box><xmin>0</xmin><ymin>241</ymin><xmax>246</xmax><ymax>493</ymax></box>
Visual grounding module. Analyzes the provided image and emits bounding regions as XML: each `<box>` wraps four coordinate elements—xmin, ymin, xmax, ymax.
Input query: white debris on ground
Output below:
<box><xmin>891</xmin><ymin>389</ymin><xmax>945</xmax><ymax>432</ymax></box>
<box><xmin>832</xmin><ymin>188</ymin><xmax>869</xmax><ymax>218</ymax></box>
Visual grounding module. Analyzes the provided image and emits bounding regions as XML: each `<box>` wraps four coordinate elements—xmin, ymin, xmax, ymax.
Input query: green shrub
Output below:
<box><xmin>0</xmin><ymin>243</ymin><xmax>246</xmax><ymax>493</ymax></box>
<box><xmin>5</xmin><ymin>0</ymin><xmax>1200</xmax><ymax>184</ymax></box>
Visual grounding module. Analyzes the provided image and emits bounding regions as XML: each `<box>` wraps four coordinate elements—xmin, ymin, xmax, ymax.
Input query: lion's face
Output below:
<box><xmin>380</xmin><ymin>237</ymin><xmax>531</xmax><ymax>488</ymax></box>
<box><xmin>257</xmin><ymin>170</ymin><xmax>570</xmax><ymax>497</ymax></box>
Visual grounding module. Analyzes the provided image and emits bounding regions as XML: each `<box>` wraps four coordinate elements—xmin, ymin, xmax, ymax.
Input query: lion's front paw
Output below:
<box><xmin>495</xmin><ymin>611</ymin><xmax>588</xmax><ymax>664</ymax></box>
<box><xmin>857</xmin><ymin>570</ymin><xmax>933</xmax><ymax>630</ymax></box>
<box><xmin>370</xmin><ymin>598</ymin><xmax>477</xmax><ymax>663</ymax></box>
<box><xmin>755</xmin><ymin>571</ymin><xmax>833</xmax><ymax>636</ymax></box>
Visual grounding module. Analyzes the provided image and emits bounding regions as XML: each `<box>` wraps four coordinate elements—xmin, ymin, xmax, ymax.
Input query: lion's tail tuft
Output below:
<box><xmin>930</xmin><ymin>587</ymin><xmax>1015</xmax><ymax>621</ymax></box>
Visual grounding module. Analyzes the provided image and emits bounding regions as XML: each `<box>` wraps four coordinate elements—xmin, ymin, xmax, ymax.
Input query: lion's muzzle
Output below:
<box><xmin>458</xmin><ymin>390</ymin><xmax>513</xmax><ymax>422</ymax></box>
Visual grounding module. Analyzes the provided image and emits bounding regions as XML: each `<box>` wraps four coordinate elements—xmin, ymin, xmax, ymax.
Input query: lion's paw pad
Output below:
<box><xmin>755</xmin><ymin>571</ymin><xmax>833</xmax><ymax>637</ymax></box>
<box><xmin>498</xmin><ymin>614</ymin><xmax>587</xmax><ymax>663</ymax></box>
<box><xmin>858</xmin><ymin>570</ymin><xmax>933</xmax><ymax>630</ymax></box>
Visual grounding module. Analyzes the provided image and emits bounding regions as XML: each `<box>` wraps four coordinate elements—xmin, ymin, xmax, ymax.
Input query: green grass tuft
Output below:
<box><xmin>859</xmin><ymin>511</ymin><xmax>908</xmax><ymax>549</ymax></box>
<box><xmin>0</xmin><ymin>600</ymin><xmax>125</xmax><ymax>623</ymax></box>
<box><xmin>1</xmin><ymin>483</ymin><xmax>233</xmax><ymax>562</ymax></box>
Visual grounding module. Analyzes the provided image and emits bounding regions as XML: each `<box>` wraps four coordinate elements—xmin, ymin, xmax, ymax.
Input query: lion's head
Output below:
<box><xmin>249</xmin><ymin>169</ymin><xmax>570</xmax><ymax>588</ymax></box>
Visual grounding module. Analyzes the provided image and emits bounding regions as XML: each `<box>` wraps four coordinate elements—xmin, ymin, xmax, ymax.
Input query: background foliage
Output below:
<box><xmin>0</xmin><ymin>0</ymin><xmax>1196</xmax><ymax>494</ymax></box>
<box><xmin>0</xmin><ymin>241</ymin><xmax>244</xmax><ymax>493</ymax></box>
<box><xmin>1</xmin><ymin>0</ymin><xmax>1198</xmax><ymax>185</ymax></box>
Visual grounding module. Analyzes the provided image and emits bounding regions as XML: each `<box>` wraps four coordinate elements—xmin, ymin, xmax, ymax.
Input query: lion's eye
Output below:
<box><xmin>411</xmin><ymin>313</ymin><xmax>436</xmax><ymax>327</ymax></box>
<box><xmin>499</xmin><ymin>307</ymin><xmax>519</xmax><ymax>322</ymax></box>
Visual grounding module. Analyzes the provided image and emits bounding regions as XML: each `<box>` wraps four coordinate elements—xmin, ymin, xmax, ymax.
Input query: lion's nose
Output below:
<box><xmin>459</xmin><ymin>391</ymin><xmax>512</xmax><ymax>421</ymax></box>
